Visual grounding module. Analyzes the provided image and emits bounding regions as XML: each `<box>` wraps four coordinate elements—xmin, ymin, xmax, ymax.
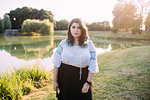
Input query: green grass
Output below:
<box><xmin>93</xmin><ymin>46</ymin><xmax>150</xmax><ymax>100</ymax></box>
<box><xmin>54</xmin><ymin>30</ymin><xmax>150</xmax><ymax>41</ymax></box>
<box><xmin>0</xmin><ymin>64</ymin><xmax>52</xmax><ymax>100</ymax></box>
<box><xmin>22</xmin><ymin>32</ymin><xmax>41</xmax><ymax>36</ymax></box>
<box><xmin>89</xmin><ymin>31</ymin><xmax>150</xmax><ymax>41</ymax></box>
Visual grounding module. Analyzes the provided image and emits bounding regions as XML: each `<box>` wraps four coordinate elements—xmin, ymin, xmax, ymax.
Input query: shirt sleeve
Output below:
<box><xmin>88</xmin><ymin>40</ymin><xmax>99</xmax><ymax>73</ymax></box>
<box><xmin>52</xmin><ymin>40</ymin><xmax>64</xmax><ymax>67</ymax></box>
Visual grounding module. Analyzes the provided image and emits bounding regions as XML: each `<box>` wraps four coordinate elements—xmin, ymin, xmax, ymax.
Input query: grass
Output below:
<box><xmin>92</xmin><ymin>46</ymin><xmax>150</xmax><ymax>100</ymax></box>
<box><xmin>22</xmin><ymin>32</ymin><xmax>41</xmax><ymax>36</ymax></box>
<box><xmin>0</xmin><ymin>64</ymin><xmax>52</xmax><ymax>99</ymax></box>
<box><xmin>54</xmin><ymin>30</ymin><xmax>150</xmax><ymax>41</ymax></box>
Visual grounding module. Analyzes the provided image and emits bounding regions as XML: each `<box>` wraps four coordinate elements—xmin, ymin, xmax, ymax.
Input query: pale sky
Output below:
<box><xmin>0</xmin><ymin>0</ymin><xmax>117</xmax><ymax>24</ymax></box>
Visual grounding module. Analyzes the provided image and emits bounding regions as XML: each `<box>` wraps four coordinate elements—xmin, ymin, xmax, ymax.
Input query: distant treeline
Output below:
<box><xmin>54</xmin><ymin>19</ymin><xmax>111</xmax><ymax>31</ymax></box>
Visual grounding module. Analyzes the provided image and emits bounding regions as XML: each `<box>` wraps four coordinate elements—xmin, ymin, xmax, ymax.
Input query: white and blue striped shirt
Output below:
<box><xmin>52</xmin><ymin>39</ymin><xmax>99</xmax><ymax>73</ymax></box>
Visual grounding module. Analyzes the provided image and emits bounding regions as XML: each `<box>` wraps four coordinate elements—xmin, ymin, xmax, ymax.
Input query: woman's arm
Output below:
<box><xmin>82</xmin><ymin>71</ymin><xmax>94</xmax><ymax>93</ymax></box>
<box><xmin>53</xmin><ymin>67</ymin><xmax>59</xmax><ymax>91</ymax></box>
<box><xmin>87</xmin><ymin>71</ymin><xmax>94</xmax><ymax>82</ymax></box>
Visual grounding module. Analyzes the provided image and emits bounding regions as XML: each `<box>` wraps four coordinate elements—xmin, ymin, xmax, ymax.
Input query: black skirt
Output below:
<box><xmin>57</xmin><ymin>63</ymin><xmax>92</xmax><ymax>100</ymax></box>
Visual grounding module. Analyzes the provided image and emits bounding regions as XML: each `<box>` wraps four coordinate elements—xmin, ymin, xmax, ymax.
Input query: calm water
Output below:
<box><xmin>0</xmin><ymin>35</ymin><xmax>149</xmax><ymax>73</ymax></box>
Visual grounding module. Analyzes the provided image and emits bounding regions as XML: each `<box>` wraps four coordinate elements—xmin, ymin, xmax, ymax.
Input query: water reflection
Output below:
<box><xmin>0</xmin><ymin>50</ymin><xmax>54</xmax><ymax>73</ymax></box>
<box><xmin>0</xmin><ymin>36</ymin><xmax>55</xmax><ymax>73</ymax></box>
<box><xmin>0</xmin><ymin>44</ymin><xmax>111</xmax><ymax>73</ymax></box>
<box><xmin>96</xmin><ymin>44</ymin><xmax>112</xmax><ymax>55</ymax></box>
<box><xmin>0</xmin><ymin>36</ymin><xmax>54</xmax><ymax>60</ymax></box>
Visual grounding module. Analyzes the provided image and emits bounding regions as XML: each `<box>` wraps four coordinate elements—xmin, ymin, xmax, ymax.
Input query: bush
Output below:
<box><xmin>0</xmin><ymin>73</ymin><xmax>23</xmax><ymax>99</ymax></box>
<box><xmin>131</xmin><ymin>28</ymin><xmax>136</xmax><ymax>34</ymax></box>
<box><xmin>22</xmin><ymin>80</ymin><xmax>33</xmax><ymax>95</ymax></box>
<box><xmin>112</xmin><ymin>28</ymin><xmax>118</xmax><ymax>33</ymax></box>
<box><xmin>131</xmin><ymin>27</ymin><xmax>142</xmax><ymax>34</ymax></box>
<box><xmin>138</xmin><ymin>29</ymin><xmax>142</xmax><ymax>34</ymax></box>
<box><xmin>21</xmin><ymin>19</ymin><xmax>54</xmax><ymax>35</ymax></box>
<box><xmin>0</xmin><ymin>64</ymin><xmax>49</xmax><ymax>99</ymax></box>
<box><xmin>0</xmin><ymin>19</ymin><xmax>4</xmax><ymax>34</ymax></box>
<box><xmin>22</xmin><ymin>85</ymin><xmax>31</xmax><ymax>95</ymax></box>
<box><xmin>28</xmin><ymin>64</ymin><xmax>47</xmax><ymax>81</ymax></box>
<box><xmin>3</xmin><ymin>14</ymin><xmax>11</xmax><ymax>30</ymax></box>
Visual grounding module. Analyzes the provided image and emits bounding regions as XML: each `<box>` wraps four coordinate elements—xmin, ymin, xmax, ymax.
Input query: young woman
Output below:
<box><xmin>52</xmin><ymin>18</ymin><xmax>99</xmax><ymax>100</ymax></box>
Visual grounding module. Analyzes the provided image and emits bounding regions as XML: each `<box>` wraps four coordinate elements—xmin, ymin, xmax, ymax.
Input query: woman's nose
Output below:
<box><xmin>75</xmin><ymin>28</ymin><xmax>79</xmax><ymax>32</ymax></box>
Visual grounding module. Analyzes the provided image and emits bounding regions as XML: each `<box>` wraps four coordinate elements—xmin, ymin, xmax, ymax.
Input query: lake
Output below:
<box><xmin>0</xmin><ymin>35</ymin><xmax>149</xmax><ymax>73</ymax></box>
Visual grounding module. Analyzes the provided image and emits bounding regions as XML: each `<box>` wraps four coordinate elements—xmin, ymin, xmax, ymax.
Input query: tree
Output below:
<box><xmin>112</xmin><ymin>1</ymin><xmax>137</xmax><ymax>31</ymax></box>
<box><xmin>103</xmin><ymin>21</ymin><xmax>111</xmax><ymax>31</ymax></box>
<box><xmin>145</xmin><ymin>12</ymin><xmax>150</xmax><ymax>32</ymax></box>
<box><xmin>7</xmin><ymin>7</ymin><xmax>55</xmax><ymax>29</ymax></box>
<box><xmin>8</xmin><ymin>7</ymin><xmax>32</xmax><ymax>29</ymax></box>
<box><xmin>87</xmin><ymin>21</ymin><xmax>110</xmax><ymax>31</ymax></box>
<box><xmin>55</xmin><ymin>19</ymin><xmax>69</xmax><ymax>30</ymax></box>
<box><xmin>133</xmin><ymin>13</ymin><xmax>143</xmax><ymax>29</ymax></box>
<box><xmin>112</xmin><ymin>2</ymin><xmax>123</xmax><ymax>29</ymax></box>
<box><xmin>21</xmin><ymin>19</ymin><xmax>54</xmax><ymax>35</ymax></box>
<box><xmin>131</xmin><ymin>0</ymin><xmax>150</xmax><ymax>30</ymax></box>
<box><xmin>0</xmin><ymin>18</ymin><xmax>4</xmax><ymax>33</ymax></box>
<box><xmin>3</xmin><ymin>14</ymin><xmax>11</xmax><ymax>30</ymax></box>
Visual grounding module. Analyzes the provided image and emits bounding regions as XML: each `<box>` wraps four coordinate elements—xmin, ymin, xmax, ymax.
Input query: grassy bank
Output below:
<box><xmin>0</xmin><ymin>64</ymin><xmax>52</xmax><ymax>99</ymax></box>
<box><xmin>54</xmin><ymin>30</ymin><xmax>150</xmax><ymax>41</ymax></box>
<box><xmin>93</xmin><ymin>46</ymin><xmax>150</xmax><ymax>100</ymax></box>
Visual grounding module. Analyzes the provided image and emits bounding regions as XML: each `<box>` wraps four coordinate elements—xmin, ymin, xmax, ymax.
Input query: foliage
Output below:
<box><xmin>3</xmin><ymin>14</ymin><xmax>12</xmax><ymax>30</ymax></box>
<box><xmin>0</xmin><ymin>72</ymin><xmax>23</xmax><ymax>99</ymax></box>
<box><xmin>131</xmin><ymin>27</ymin><xmax>142</xmax><ymax>34</ymax></box>
<box><xmin>0</xmin><ymin>64</ymin><xmax>50</xmax><ymax>99</ymax></box>
<box><xmin>55</xmin><ymin>19</ymin><xmax>69</xmax><ymax>30</ymax></box>
<box><xmin>7</xmin><ymin>7</ymin><xmax>55</xmax><ymax>29</ymax></box>
<box><xmin>0</xmin><ymin>14</ymin><xmax>12</xmax><ymax>34</ymax></box>
<box><xmin>133</xmin><ymin>13</ymin><xmax>143</xmax><ymax>30</ymax></box>
<box><xmin>112</xmin><ymin>1</ymin><xmax>137</xmax><ymax>31</ymax></box>
<box><xmin>112</xmin><ymin>0</ymin><xmax>150</xmax><ymax>32</ymax></box>
<box><xmin>0</xmin><ymin>18</ymin><xmax>4</xmax><ymax>34</ymax></box>
<box><xmin>87</xmin><ymin>21</ymin><xmax>111</xmax><ymax>31</ymax></box>
<box><xmin>145</xmin><ymin>12</ymin><xmax>150</xmax><ymax>32</ymax></box>
<box><xmin>112</xmin><ymin>28</ymin><xmax>118</xmax><ymax>33</ymax></box>
<box><xmin>21</xmin><ymin>19</ymin><xmax>54</xmax><ymax>35</ymax></box>
<box><xmin>135</xmin><ymin>0</ymin><xmax>150</xmax><ymax>29</ymax></box>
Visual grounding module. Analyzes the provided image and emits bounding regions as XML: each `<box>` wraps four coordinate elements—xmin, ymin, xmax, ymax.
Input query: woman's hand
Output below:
<box><xmin>81</xmin><ymin>82</ymin><xmax>90</xmax><ymax>93</ymax></box>
<box><xmin>53</xmin><ymin>81</ymin><xmax>58</xmax><ymax>91</ymax></box>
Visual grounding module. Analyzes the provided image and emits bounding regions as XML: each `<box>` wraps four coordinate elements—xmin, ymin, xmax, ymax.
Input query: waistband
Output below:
<box><xmin>61</xmin><ymin>62</ymin><xmax>88</xmax><ymax>69</ymax></box>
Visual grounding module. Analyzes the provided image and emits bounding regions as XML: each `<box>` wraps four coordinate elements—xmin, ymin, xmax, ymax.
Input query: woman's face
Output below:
<box><xmin>70</xmin><ymin>22</ymin><xmax>82</xmax><ymax>39</ymax></box>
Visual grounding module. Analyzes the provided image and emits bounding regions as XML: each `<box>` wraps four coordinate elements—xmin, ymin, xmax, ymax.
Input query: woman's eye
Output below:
<box><xmin>78</xmin><ymin>27</ymin><xmax>81</xmax><ymax>29</ymax></box>
<box><xmin>72</xmin><ymin>26</ymin><xmax>75</xmax><ymax>29</ymax></box>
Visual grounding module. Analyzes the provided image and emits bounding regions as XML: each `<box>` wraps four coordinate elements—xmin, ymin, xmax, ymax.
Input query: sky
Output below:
<box><xmin>0</xmin><ymin>0</ymin><xmax>117</xmax><ymax>25</ymax></box>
